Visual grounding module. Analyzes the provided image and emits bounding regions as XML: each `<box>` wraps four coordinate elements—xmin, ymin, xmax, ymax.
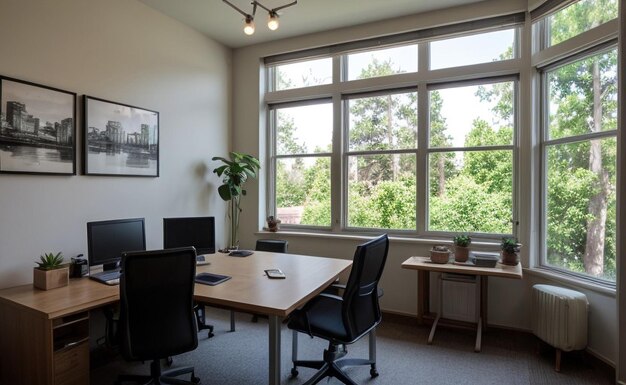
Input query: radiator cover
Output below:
<box><xmin>531</xmin><ymin>284</ymin><xmax>589</xmax><ymax>351</ymax></box>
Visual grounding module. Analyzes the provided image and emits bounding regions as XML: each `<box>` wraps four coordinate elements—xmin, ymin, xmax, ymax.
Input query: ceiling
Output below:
<box><xmin>139</xmin><ymin>0</ymin><xmax>484</xmax><ymax>48</ymax></box>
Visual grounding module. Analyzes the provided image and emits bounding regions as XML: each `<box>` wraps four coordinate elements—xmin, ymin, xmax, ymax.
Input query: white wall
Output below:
<box><xmin>231</xmin><ymin>0</ymin><xmax>618</xmax><ymax>365</ymax></box>
<box><xmin>0</xmin><ymin>0</ymin><xmax>231</xmax><ymax>288</ymax></box>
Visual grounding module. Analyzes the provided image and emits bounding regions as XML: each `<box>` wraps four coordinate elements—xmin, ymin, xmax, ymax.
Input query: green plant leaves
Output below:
<box><xmin>36</xmin><ymin>252</ymin><xmax>64</xmax><ymax>270</ymax></box>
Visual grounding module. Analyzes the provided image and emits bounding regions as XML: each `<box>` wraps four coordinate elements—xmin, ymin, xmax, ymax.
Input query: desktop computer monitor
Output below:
<box><xmin>163</xmin><ymin>216</ymin><xmax>215</xmax><ymax>255</ymax></box>
<box><xmin>86</xmin><ymin>218</ymin><xmax>146</xmax><ymax>271</ymax></box>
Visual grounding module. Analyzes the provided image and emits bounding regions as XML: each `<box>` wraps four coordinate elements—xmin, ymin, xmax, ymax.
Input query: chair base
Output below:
<box><xmin>291</xmin><ymin>343</ymin><xmax>378</xmax><ymax>385</ymax></box>
<box><xmin>116</xmin><ymin>359</ymin><xmax>200</xmax><ymax>385</ymax></box>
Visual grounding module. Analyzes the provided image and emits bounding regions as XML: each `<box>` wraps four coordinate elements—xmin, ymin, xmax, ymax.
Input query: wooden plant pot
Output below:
<box><xmin>501</xmin><ymin>251</ymin><xmax>519</xmax><ymax>266</ymax></box>
<box><xmin>454</xmin><ymin>246</ymin><xmax>470</xmax><ymax>263</ymax></box>
<box><xmin>33</xmin><ymin>266</ymin><xmax>69</xmax><ymax>290</ymax></box>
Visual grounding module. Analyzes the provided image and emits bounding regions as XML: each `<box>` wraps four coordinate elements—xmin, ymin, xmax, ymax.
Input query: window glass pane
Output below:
<box><xmin>547</xmin><ymin>0</ymin><xmax>618</xmax><ymax>47</ymax></box>
<box><xmin>545</xmin><ymin>138</ymin><xmax>616</xmax><ymax>281</ymax></box>
<box><xmin>430</xmin><ymin>82</ymin><xmax>514</xmax><ymax>148</ymax></box>
<box><xmin>274</xmin><ymin>58</ymin><xmax>332</xmax><ymax>91</ymax></box>
<box><xmin>276</xmin><ymin>157</ymin><xmax>331</xmax><ymax>227</ymax></box>
<box><xmin>547</xmin><ymin>49</ymin><xmax>618</xmax><ymax>140</ymax></box>
<box><xmin>276</xmin><ymin>103</ymin><xmax>332</xmax><ymax>155</ymax></box>
<box><xmin>347</xmin><ymin>154</ymin><xmax>416</xmax><ymax>230</ymax></box>
<box><xmin>428</xmin><ymin>150</ymin><xmax>513</xmax><ymax>233</ymax></box>
<box><xmin>346</xmin><ymin>44</ymin><xmax>418</xmax><ymax>81</ymax></box>
<box><xmin>348</xmin><ymin>91</ymin><xmax>417</xmax><ymax>151</ymax></box>
<box><xmin>430</xmin><ymin>29</ymin><xmax>515</xmax><ymax>70</ymax></box>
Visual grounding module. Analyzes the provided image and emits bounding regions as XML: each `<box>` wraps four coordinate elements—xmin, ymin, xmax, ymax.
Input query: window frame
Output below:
<box><xmin>424</xmin><ymin>76</ymin><xmax>520</xmax><ymax>238</ymax></box>
<box><xmin>265</xmin><ymin>21</ymin><xmax>523</xmax><ymax>241</ymax></box>
<box><xmin>268</xmin><ymin>98</ymin><xmax>334</xmax><ymax>230</ymax></box>
<box><xmin>534</xmin><ymin>0</ymin><xmax>618</xmax><ymax>285</ymax></box>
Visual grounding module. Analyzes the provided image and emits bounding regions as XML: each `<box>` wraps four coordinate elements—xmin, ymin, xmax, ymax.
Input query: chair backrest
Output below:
<box><xmin>255</xmin><ymin>239</ymin><xmax>288</xmax><ymax>253</ymax></box>
<box><xmin>119</xmin><ymin>247</ymin><xmax>198</xmax><ymax>361</ymax></box>
<box><xmin>342</xmin><ymin>234</ymin><xmax>389</xmax><ymax>341</ymax></box>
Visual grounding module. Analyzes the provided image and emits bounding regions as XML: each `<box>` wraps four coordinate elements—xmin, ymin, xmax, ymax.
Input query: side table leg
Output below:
<box><xmin>428</xmin><ymin>313</ymin><xmax>440</xmax><ymax>344</ymax></box>
<box><xmin>417</xmin><ymin>270</ymin><xmax>430</xmax><ymax>325</ymax></box>
<box><xmin>475</xmin><ymin>317</ymin><xmax>482</xmax><ymax>352</ymax></box>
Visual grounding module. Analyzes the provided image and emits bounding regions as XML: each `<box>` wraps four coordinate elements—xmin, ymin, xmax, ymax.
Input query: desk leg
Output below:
<box><xmin>475</xmin><ymin>317</ymin><xmax>482</xmax><ymax>352</ymax></box>
<box><xmin>481</xmin><ymin>276</ymin><xmax>488</xmax><ymax>332</ymax></box>
<box><xmin>417</xmin><ymin>270</ymin><xmax>430</xmax><ymax>325</ymax></box>
<box><xmin>268</xmin><ymin>315</ymin><xmax>282</xmax><ymax>385</ymax></box>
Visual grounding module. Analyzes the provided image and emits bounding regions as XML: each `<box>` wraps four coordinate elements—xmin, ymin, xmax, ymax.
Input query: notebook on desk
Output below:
<box><xmin>195</xmin><ymin>272</ymin><xmax>231</xmax><ymax>286</ymax></box>
<box><xmin>90</xmin><ymin>270</ymin><xmax>121</xmax><ymax>285</ymax></box>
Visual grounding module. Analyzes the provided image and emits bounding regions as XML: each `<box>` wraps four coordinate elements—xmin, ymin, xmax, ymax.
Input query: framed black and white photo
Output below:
<box><xmin>0</xmin><ymin>76</ymin><xmax>76</xmax><ymax>175</ymax></box>
<box><xmin>83</xmin><ymin>96</ymin><xmax>159</xmax><ymax>177</ymax></box>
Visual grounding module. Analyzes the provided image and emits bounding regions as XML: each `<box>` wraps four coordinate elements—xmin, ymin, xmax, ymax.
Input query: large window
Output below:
<box><xmin>535</xmin><ymin>0</ymin><xmax>618</xmax><ymax>283</ymax></box>
<box><xmin>346</xmin><ymin>90</ymin><xmax>417</xmax><ymax>229</ymax></box>
<box><xmin>428</xmin><ymin>80</ymin><xmax>515</xmax><ymax>234</ymax></box>
<box><xmin>271</xmin><ymin>101</ymin><xmax>333</xmax><ymax>226</ymax></box>
<box><xmin>266</xmin><ymin>21</ymin><xmax>520</xmax><ymax>237</ymax></box>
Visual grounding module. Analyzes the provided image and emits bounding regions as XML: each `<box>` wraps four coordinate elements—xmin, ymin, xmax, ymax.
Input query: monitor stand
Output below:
<box><xmin>102</xmin><ymin>261</ymin><xmax>120</xmax><ymax>272</ymax></box>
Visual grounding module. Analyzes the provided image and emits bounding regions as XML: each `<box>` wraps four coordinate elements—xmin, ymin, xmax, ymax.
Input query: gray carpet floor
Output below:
<box><xmin>91</xmin><ymin>309</ymin><xmax>614</xmax><ymax>385</ymax></box>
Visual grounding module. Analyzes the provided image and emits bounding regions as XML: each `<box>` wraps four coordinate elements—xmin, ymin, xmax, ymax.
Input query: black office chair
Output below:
<box><xmin>255</xmin><ymin>239</ymin><xmax>289</xmax><ymax>253</ymax></box>
<box><xmin>287</xmin><ymin>234</ymin><xmax>389</xmax><ymax>385</ymax></box>
<box><xmin>116</xmin><ymin>247</ymin><xmax>200</xmax><ymax>385</ymax></box>
<box><xmin>250</xmin><ymin>239</ymin><xmax>289</xmax><ymax>323</ymax></box>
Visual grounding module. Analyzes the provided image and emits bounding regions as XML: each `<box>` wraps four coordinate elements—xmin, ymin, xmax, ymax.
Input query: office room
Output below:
<box><xmin>0</xmin><ymin>0</ymin><xmax>624</xmax><ymax>384</ymax></box>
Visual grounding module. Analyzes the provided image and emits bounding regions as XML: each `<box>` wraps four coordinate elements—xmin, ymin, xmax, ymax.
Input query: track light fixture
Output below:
<box><xmin>222</xmin><ymin>0</ymin><xmax>297</xmax><ymax>35</ymax></box>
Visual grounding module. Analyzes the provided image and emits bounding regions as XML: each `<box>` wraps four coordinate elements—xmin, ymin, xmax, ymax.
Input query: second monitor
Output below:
<box><xmin>163</xmin><ymin>216</ymin><xmax>216</xmax><ymax>256</ymax></box>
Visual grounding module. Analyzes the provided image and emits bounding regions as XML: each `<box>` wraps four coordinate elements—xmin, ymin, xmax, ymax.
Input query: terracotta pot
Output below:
<box><xmin>501</xmin><ymin>251</ymin><xmax>519</xmax><ymax>266</ymax></box>
<box><xmin>454</xmin><ymin>246</ymin><xmax>470</xmax><ymax>263</ymax></box>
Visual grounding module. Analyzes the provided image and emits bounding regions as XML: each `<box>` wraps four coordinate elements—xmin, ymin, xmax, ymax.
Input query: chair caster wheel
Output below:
<box><xmin>191</xmin><ymin>375</ymin><xmax>201</xmax><ymax>384</ymax></box>
<box><xmin>208</xmin><ymin>331</ymin><xmax>214</xmax><ymax>338</ymax></box>
<box><xmin>165</xmin><ymin>356</ymin><xmax>173</xmax><ymax>366</ymax></box>
<box><xmin>290</xmin><ymin>368</ymin><xmax>299</xmax><ymax>377</ymax></box>
<box><xmin>370</xmin><ymin>368</ymin><xmax>379</xmax><ymax>378</ymax></box>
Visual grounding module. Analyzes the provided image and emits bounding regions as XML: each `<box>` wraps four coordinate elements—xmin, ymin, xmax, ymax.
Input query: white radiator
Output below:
<box><xmin>441</xmin><ymin>273</ymin><xmax>477</xmax><ymax>323</ymax></box>
<box><xmin>531</xmin><ymin>284</ymin><xmax>589</xmax><ymax>352</ymax></box>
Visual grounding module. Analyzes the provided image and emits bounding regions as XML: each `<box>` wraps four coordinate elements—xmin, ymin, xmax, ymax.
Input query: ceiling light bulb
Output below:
<box><xmin>244</xmin><ymin>15</ymin><xmax>255</xmax><ymax>35</ymax></box>
<box><xmin>267</xmin><ymin>12</ymin><xmax>279</xmax><ymax>31</ymax></box>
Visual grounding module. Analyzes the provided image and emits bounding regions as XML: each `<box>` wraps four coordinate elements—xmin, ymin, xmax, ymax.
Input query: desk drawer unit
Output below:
<box><xmin>54</xmin><ymin>341</ymin><xmax>89</xmax><ymax>385</ymax></box>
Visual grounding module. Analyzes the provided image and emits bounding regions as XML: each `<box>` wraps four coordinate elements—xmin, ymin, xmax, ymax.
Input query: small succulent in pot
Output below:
<box><xmin>453</xmin><ymin>235</ymin><xmax>472</xmax><ymax>247</ymax></box>
<box><xmin>35</xmin><ymin>252</ymin><xmax>65</xmax><ymax>270</ymax></box>
<box><xmin>500</xmin><ymin>236</ymin><xmax>521</xmax><ymax>266</ymax></box>
<box><xmin>501</xmin><ymin>237</ymin><xmax>521</xmax><ymax>254</ymax></box>
<box><xmin>452</xmin><ymin>234</ymin><xmax>472</xmax><ymax>262</ymax></box>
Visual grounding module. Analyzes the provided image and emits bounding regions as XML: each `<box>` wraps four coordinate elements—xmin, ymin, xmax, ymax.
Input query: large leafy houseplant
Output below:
<box><xmin>212</xmin><ymin>152</ymin><xmax>261</xmax><ymax>250</ymax></box>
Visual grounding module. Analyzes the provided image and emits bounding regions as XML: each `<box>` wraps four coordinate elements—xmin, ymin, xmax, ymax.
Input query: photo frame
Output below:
<box><xmin>83</xmin><ymin>96</ymin><xmax>159</xmax><ymax>177</ymax></box>
<box><xmin>0</xmin><ymin>76</ymin><xmax>76</xmax><ymax>175</ymax></box>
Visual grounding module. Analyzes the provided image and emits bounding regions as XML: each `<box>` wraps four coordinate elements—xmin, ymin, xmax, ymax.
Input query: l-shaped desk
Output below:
<box><xmin>0</xmin><ymin>251</ymin><xmax>352</xmax><ymax>385</ymax></box>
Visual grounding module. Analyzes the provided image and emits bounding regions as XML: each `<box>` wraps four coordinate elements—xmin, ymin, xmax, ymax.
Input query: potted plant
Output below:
<box><xmin>266</xmin><ymin>215</ymin><xmax>281</xmax><ymax>232</ymax></box>
<box><xmin>212</xmin><ymin>152</ymin><xmax>261</xmax><ymax>251</ymax></box>
<box><xmin>500</xmin><ymin>236</ymin><xmax>521</xmax><ymax>266</ymax></box>
<box><xmin>452</xmin><ymin>234</ymin><xmax>472</xmax><ymax>263</ymax></box>
<box><xmin>33</xmin><ymin>252</ymin><xmax>69</xmax><ymax>290</ymax></box>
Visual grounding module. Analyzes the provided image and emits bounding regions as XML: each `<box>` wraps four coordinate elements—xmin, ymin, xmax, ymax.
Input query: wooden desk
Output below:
<box><xmin>195</xmin><ymin>251</ymin><xmax>351</xmax><ymax>385</ymax></box>
<box><xmin>401</xmin><ymin>256</ymin><xmax>522</xmax><ymax>352</ymax></box>
<box><xmin>0</xmin><ymin>251</ymin><xmax>351</xmax><ymax>385</ymax></box>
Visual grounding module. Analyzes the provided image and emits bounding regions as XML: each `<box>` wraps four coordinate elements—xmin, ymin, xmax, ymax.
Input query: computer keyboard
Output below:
<box><xmin>90</xmin><ymin>270</ymin><xmax>121</xmax><ymax>285</ymax></box>
<box><xmin>196</xmin><ymin>254</ymin><xmax>210</xmax><ymax>266</ymax></box>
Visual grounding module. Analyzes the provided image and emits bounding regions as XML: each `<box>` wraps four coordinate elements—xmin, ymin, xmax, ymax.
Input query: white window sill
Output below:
<box><xmin>523</xmin><ymin>267</ymin><xmax>616</xmax><ymax>297</ymax></box>
<box><xmin>255</xmin><ymin>230</ymin><xmax>500</xmax><ymax>248</ymax></box>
